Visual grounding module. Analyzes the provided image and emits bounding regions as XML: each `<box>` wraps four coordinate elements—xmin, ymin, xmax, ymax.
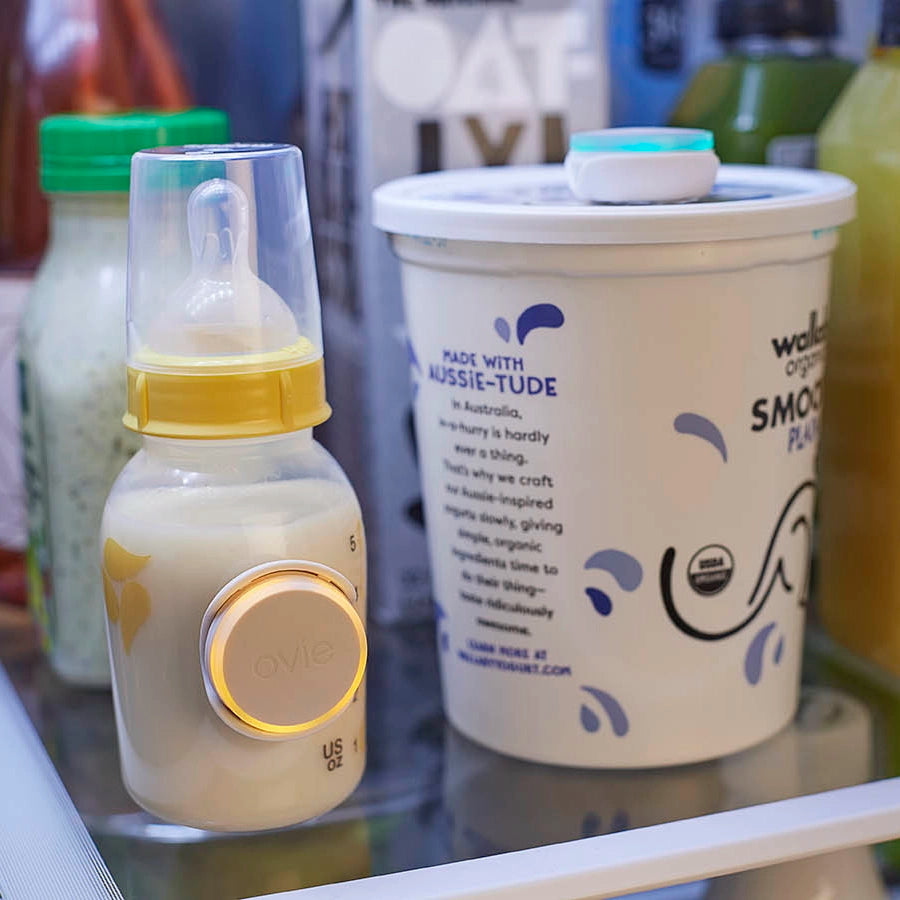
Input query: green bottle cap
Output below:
<box><xmin>39</xmin><ymin>109</ymin><xmax>231</xmax><ymax>193</ymax></box>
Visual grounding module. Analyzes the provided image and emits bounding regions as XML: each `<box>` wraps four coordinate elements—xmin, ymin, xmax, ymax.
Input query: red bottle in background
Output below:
<box><xmin>0</xmin><ymin>0</ymin><xmax>191</xmax><ymax>606</ymax></box>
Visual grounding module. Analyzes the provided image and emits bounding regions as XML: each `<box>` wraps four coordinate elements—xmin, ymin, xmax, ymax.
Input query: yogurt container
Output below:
<box><xmin>374</xmin><ymin>159</ymin><xmax>855</xmax><ymax>767</ymax></box>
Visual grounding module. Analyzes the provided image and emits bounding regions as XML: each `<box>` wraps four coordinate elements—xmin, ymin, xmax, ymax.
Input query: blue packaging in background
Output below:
<box><xmin>609</xmin><ymin>0</ymin><xmax>718</xmax><ymax>126</ymax></box>
<box><xmin>155</xmin><ymin>0</ymin><xmax>304</xmax><ymax>143</ymax></box>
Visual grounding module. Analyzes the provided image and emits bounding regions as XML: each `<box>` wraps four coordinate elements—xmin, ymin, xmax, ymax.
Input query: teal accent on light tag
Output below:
<box><xmin>569</xmin><ymin>128</ymin><xmax>715</xmax><ymax>154</ymax></box>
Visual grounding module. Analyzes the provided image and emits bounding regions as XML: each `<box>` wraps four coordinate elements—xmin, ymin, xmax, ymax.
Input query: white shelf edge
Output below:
<box><xmin>0</xmin><ymin>664</ymin><xmax>123</xmax><ymax>900</ymax></box>
<box><xmin>272</xmin><ymin>778</ymin><xmax>900</xmax><ymax>900</ymax></box>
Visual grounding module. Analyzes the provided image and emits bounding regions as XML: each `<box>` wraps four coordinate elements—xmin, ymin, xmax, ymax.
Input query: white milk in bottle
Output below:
<box><xmin>101</xmin><ymin>145</ymin><xmax>366</xmax><ymax>832</ymax></box>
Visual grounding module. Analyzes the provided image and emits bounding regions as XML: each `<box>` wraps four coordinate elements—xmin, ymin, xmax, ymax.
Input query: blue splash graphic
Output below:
<box><xmin>435</xmin><ymin>602</ymin><xmax>449</xmax><ymax>652</ymax></box>
<box><xmin>407</xmin><ymin>338</ymin><xmax>421</xmax><ymax>401</ymax></box>
<box><xmin>745</xmin><ymin>622</ymin><xmax>778</xmax><ymax>685</ymax></box>
<box><xmin>581</xmin><ymin>813</ymin><xmax>602</xmax><ymax>837</ymax></box>
<box><xmin>494</xmin><ymin>317</ymin><xmax>511</xmax><ymax>343</ymax></box>
<box><xmin>516</xmin><ymin>303</ymin><xmax>564</xmax><ymax>345</ymax></box>
<box><xmin>584</xmin><ymin>550</ymin><xmax>643</xmax><ymax>591</ymax></box>
<box><xmin>580</xmin><ymin>704</ymin><xmax>600</xmax><ymax>733</ymax></box>
<box><xmin>406</xmin><ymin>338</ymin><xmax>421</xmax><ymax>375</ymax></box>
<box><xmin>585</xmin><ymin>587</ymin><xmax>612</xmax><ymax>616</ymax></box>
<box><xmin>610</xmin><ymin>810</ymin><xmax>630</xmax><ymax>832</ymax></box>
<box><xmin>580</xmin><ymin>686</ymin><xmax>630</xmax><ymax>737</ymax></box>
<box><xmin>674</xmin><ymin>413</ymin><xmax>728</xmax><ymax>463</ymax></box>
<box><xmin>774</xmin><ymin>635</ymin><xmax>784</xmax><ymax>665</ymax></box>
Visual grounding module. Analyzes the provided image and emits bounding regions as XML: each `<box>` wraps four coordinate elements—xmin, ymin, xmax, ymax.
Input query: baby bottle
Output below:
<box><xmin>100</xmin><ymin>144</ymin><xmax>367</xmax><ymax>832</ymax></box>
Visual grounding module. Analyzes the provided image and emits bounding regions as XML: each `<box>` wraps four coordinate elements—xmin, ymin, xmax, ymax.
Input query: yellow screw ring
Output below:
<box><xmin>124</xmin><ymin>357</ymin><xmax>331</xmax><ymax>439</ymax></box>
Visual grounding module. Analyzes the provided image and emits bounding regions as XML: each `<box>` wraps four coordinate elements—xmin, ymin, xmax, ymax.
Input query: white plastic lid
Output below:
<box><xmin>373</xmin><ymin>164</ymin><xmax>856</xmax><ymax>246</ymax></box>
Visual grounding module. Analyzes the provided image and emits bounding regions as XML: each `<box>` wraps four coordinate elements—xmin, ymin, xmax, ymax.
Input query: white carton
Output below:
<box><xmin>303</xmin><ymin>0</ymin><xmax>608</xmax><ymax>622</ymax></box>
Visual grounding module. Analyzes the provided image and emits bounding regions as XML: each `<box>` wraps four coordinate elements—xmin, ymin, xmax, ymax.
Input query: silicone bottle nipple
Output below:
<box><xmin>147</xmin><ymin>178</ymin><xmax>299</xmax><ymax>359</ymax></box>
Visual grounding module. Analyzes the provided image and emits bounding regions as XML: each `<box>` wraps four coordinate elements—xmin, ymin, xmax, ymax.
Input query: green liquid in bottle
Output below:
<box><xmin>669</xmin><ymin>1</ymin><xmax>855</xmax><ymax>165</ymax></box>
<box><xmin>670</xmin><ymin>52</ymin><xmax>856</xmax><ymax>164</ymax></box>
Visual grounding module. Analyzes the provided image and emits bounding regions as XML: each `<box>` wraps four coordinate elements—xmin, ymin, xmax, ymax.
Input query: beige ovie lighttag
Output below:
<box><xmin>200</xmin><ymin>561</ymin><xmax>366</xmax><ymax>740</ymax></box>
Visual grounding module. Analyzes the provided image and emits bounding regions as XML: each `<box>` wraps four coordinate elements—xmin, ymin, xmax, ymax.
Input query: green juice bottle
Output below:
<box><xmin>818</xmin><ymin>0</ymin><xmax>900</xmax><ymax>676</ymax></box>
<box><xmin>669</xmin><ymin>0</ymin><xmax>856</xmax><ymax>165</ymax></box>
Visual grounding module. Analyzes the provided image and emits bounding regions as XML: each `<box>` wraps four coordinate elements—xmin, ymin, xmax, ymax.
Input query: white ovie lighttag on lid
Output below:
<box><xmin>565</xmin><ymin>127</ymin><xmax>719</xmax><ymax>203</ymax></box>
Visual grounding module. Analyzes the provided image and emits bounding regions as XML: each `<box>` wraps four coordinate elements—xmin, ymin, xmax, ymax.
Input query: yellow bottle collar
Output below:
<box><xmin>124</xmin><ymin>355</ymin><xmax>331</xmax><ymax>439</ymax></box>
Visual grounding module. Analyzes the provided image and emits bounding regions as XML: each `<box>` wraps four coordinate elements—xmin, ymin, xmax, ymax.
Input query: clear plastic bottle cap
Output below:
<box><xmin>125</xmin><ymin>144</ymin><xmax>330</xmax><ymax>438</ymax></box>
